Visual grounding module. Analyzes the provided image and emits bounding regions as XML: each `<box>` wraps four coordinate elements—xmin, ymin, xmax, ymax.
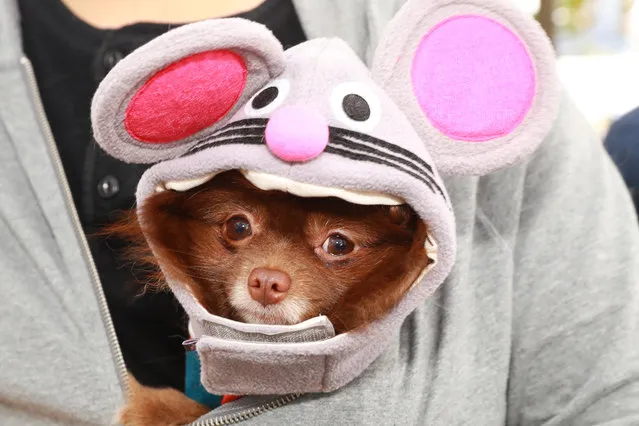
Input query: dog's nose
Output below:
<box><xmin>247</xmin><ymin>268</ymin><xmax>291</xmax><ymax>306</ymax></box>
<box><xmin>265</xmin><ymin>105</ymin><xmax>328</xmax><ymax>162</ymax></box>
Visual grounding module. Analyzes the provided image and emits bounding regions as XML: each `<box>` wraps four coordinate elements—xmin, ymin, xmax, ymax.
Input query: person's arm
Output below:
<box><xmin>507</xmin><ymin>92</ymin><xmax>639</xmax><ymax>425</ymax></box>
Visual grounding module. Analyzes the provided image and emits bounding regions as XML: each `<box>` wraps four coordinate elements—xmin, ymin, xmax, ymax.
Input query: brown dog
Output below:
<box><xmin>109</xmin><ymin>170</ymin><xmax>431</xmax><ymax>424</ymax></box>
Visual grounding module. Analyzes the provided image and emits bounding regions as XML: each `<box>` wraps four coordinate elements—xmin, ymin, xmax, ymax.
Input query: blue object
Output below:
<box><xmin>185</xmin><ymin>350</ymin><xmax>223</xmax><ymax>410</ymax></box>
<box><xmin>604</xmin><ymin>106</ymin><xmax>639</xmax><ymax>214</ymax></box>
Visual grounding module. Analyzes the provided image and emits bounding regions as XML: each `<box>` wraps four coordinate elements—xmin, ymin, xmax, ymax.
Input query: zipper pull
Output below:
<box><xmin>182</xmin><ymin>338</ymin><xmax>199</xmax><ymax>352</ymax></box>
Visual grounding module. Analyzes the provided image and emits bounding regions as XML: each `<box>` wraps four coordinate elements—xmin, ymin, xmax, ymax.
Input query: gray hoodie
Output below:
<box><xmin>1</xmin><ymin>0</ymin><xmax>638</xmax><ymax>425</ymax></box>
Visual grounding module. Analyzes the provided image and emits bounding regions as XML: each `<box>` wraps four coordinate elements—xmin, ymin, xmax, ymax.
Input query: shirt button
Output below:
<box><xmin>97</xmin><ymin>175</ymin><xmax>120</xmax><ymax>199</ymax></box>
<box><xmin>103</xmin><ymin>50</ymin><xmax>124</xmax><ymax>71</ymax></box>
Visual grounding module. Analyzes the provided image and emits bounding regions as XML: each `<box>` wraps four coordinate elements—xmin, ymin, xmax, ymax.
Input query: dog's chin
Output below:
<box><xmin>229</xmin><ymin>285</ymin><xmax>310</xmax><ymax>325</ymax></box>
<box><xmin>236</xmin><ymin>309</ymin><xmax>297</xmax><ymax>325</ymax></box>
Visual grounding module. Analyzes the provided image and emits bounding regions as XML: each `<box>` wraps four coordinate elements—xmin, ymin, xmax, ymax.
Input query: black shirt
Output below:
<box><xmin>19</xmin><ymin>0</ymin><xmax>306</xmax><ymax>391</ymax></box>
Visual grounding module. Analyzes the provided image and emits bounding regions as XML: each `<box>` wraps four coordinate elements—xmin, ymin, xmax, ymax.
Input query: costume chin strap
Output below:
<box><xmin>189</xmin><ymin>315</ymin><xmax>336</xmax><ymax>344</ymax></box>
<box><xmin>184</xmin><ymin>315</ymin><xmax>336</xmax><ymax>399</ymax></box>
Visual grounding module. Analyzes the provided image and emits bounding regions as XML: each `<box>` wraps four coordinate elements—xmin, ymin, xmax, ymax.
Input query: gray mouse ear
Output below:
<box><xmin>372</xmin><ymin>0</ymin><xmax>561</xmax><ymax>176</ymax></box>
<box><xmin>91</xmin><ymin>18</ymin><xmax>285</xmax><ymax>164</ymax></box>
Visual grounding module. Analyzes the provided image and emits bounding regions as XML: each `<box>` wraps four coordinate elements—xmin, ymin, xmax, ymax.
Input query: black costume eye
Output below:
<box><xmin>331</xmin><ymin>82</ymin><xmax>380</xmax><ymax>131</ymax></box>
<box><xmin>252</xmin><ymin>86</ymin><xmax>279</xmax><ymax>109</ymax></box>
<box><xmin>245</xmin><ymin>79</ymin><xmax>290</xmax><ymax>116</ymax></box>
<box><xmin>342</xmin><ymin>94</ymin><xmax>371</xmax><ymax>122</ymax></box>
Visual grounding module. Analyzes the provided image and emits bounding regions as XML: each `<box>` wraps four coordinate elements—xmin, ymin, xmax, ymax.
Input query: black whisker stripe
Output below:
<box><xmin>184</xmin><ymin>136</ymin><xmax>264</xmax><ymax>156</ymax></box>
<box><xmin>195</xmin><ymin>131</ymin><xmax>438</xmax><ymax>187</ymax></box>
<box><xmin>328</xmin><ymin>136</ymin><xmax>446</xmax><ymax>200</ymax></box>
<box><xmin>211</xmin><ymin>120</ymin><xmax>268</xmax><ymax>137</ymax></box>
<box><xmin>208</xmin><ymin>127</ymin><xmax>265</xmax><ymax>141</ymax></box>
<box><xmin>329</xmin><ymin>135</ymin><xmax>437</xmax><ymax>188</ymax></box>
<box><xmin>183</xmin><ymin>120</ymin><xmax>446</xmax><ymax>200</ymax></box>
<box><xmin>220</xmin><ymin>118</ymin><xmax>268</xmax><ymax>128</ymax></box>
<box><xmin>324</xmin><ymin>145</ymin><xmax>438</xmax><ymax>195</ymax></box>
<box><xmin>186</xmin><ymin>137</ymin><xmax>446</xmax><ymax>199</ymax></box>
<box><xmin>329</xmin><ymin>127</ymin><xmax>434</xmax><ymax>175</ymax></box>
<box><xmin>188</xmin><ymin>127</ymin><xmax>264</xmax><ymax>152</ymax></box>
<box><xmin>187</xmin><ymin>134</ymin><xmax>264</xmax><ymax>154</ymax></box>
<box><xmin>187</xmin><ymin>119</ymin><xmax>267</xmax><ymax>153</ymax></box>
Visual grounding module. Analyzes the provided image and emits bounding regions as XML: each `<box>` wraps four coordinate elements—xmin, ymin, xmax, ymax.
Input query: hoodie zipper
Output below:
<box><xmin>20</xmin><ymin>57</ymin><xmax>130</xmax><ymax>395</ymax></box>
<box><xmin>192</xmin><ymin>394</ymin><xmax>302</xmax><ymax>426</ymax></box>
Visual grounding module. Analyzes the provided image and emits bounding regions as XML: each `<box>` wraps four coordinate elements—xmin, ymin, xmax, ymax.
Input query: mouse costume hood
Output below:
<box><xmin>91</xmin><ymin>0</ymin><xmax>559</xmax><ymax>396</ymax></box>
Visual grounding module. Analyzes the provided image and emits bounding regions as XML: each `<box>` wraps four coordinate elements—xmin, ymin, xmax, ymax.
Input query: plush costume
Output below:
<box><xmin>92</xmin><ymin>0</ymin><xmax>559</xmax><ymax>398</ymax></box>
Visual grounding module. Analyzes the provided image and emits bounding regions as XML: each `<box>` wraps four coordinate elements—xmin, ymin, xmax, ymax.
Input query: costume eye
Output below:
<box><xmin>245</xmin><ymin>79</ymin><xmax>290</xmax><ymax>116</ymax></box>
<box><xmin>224</xmin><ymin>215</ymin><xmax>253</xmax><ymax>241</ymax></box>
<box><xmin>252</xmin><ymin>86</ymin><xmax>279</xmax><ymax>109</ymax></box>
<box><xmin>322</xmin><ymin>233</ymin><xmax>355</xmax><ymax>256</ymax></box>
<box><xmin>342</xmin><ymin>94</ymin><xmax>370</xmax><ymax>121</ymax></box>
<box><xmin>330</xmin><ymin>82</ymin><xmax>381</xmax><ymax>132</ymax></box>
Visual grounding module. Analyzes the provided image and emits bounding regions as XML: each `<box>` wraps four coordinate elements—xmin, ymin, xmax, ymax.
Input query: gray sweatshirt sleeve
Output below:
<box><xmin>507</xmin><ymin>94</ymin><xmax>639</xmax><ymax>425</ymax></box>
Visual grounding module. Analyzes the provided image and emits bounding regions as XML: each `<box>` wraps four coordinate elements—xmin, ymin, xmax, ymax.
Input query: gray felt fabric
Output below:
<box><xmin>93</xmin><ymin>26</ymin><xmax>458</xmax><ymax>395</ymax></box>
<box><xmin>1</xmin><ymin>0</ymin><xmax>638</xmax><ymax>425</ymax></box>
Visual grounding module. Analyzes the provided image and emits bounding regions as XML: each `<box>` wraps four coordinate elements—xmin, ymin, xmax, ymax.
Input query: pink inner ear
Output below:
<box><xmin>125</xmin><ymin>50</ymin><xmax>247</xmax><ymax>143</ymax></box>
<box><xmin>411</xmin><ymin>15</ymin><xmax>535</xmax><ymax>142</ymax></box>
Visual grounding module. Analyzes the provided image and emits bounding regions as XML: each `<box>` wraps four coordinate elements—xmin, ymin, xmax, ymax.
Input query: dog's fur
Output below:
<box><xmin>116</xmin><ymin>375</ymin><xmax>210</xmax><ymax>426</ymax></box>
<box><xmin>109</xmin><ymin>170</ymin><xmax>431</xmax><ymax>424</ymax></box>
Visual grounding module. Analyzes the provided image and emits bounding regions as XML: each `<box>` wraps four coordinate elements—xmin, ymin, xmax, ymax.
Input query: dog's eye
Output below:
<box><xmin>322</xmin><ymin>233</ymin><xmax>355</xmax><ymax>256</ymax></box>
<box><xmin>224</xmin><ymin>215</ymin><xmax>252</xmax><ymax>241</ymax></box>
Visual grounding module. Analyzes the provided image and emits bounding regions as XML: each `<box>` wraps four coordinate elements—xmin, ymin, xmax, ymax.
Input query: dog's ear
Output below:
<box><xmin>91</xmin><ymin>18</ymin><xmax>285</xmax><ymax>164</ymax></box>
<box><xmin>372</xmin><ymin>0</ymin><xmax>560</xmax><ymax>176</ymax></box>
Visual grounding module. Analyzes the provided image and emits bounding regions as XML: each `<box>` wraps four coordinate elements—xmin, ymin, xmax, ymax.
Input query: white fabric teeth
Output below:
<box><xmin>155</xmin><ymin>173</ymin><xmax>216</xmax><ymax>192</ymax></box>
<box><xmin>240</xmin><ymin>170</ymin><xmax>403</xmax><ymax>206</ymax></box>
<box><xmin>156</xmin><ymin>170</ymin><xmax>403</xmax><ymax>206</ymax></box>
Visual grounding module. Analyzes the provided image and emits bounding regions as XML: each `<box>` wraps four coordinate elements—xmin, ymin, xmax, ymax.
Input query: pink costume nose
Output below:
<box><xmin>265</xmin><ymin>105</ymin><xmax>329</xmax><ymax>162</ymax></box>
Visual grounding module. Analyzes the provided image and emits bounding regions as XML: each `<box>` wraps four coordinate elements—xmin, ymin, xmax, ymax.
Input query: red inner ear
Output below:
<box><xmin>125</xmin><ymin>50</ymin><xmax>247</xmax><ymax>144</ymax></box>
